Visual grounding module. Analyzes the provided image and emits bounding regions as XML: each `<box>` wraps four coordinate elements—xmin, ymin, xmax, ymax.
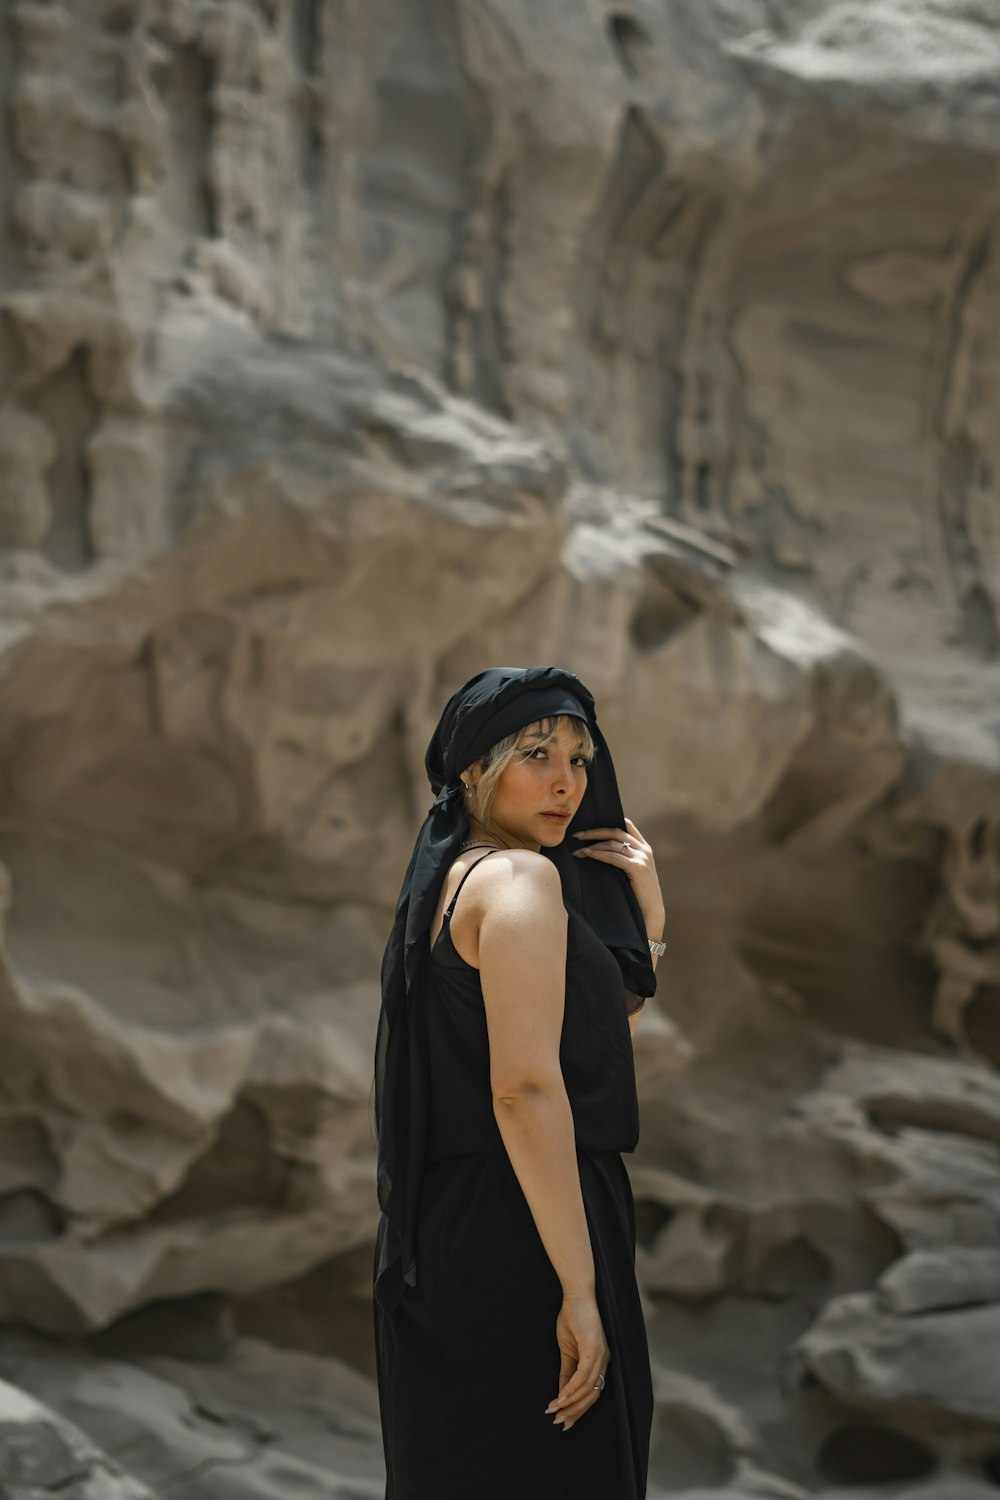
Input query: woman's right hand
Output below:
<box><xmin>547</xmin><ymin>1290</ymin><xmax>610</xmax><ymax>1431</ymax></box>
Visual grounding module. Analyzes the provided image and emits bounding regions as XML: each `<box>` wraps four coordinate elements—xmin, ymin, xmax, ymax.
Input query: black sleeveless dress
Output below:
<box><xmin>374</xmin><ymin>848</ymin><xmax>653</xmax><ymax>1498</ymax></box>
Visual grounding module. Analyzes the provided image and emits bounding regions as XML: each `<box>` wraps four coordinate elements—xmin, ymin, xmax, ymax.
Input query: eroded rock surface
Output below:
<box><xmin>0</xmin><ymin>1329</ymin><xmax>383</xmax><ymax>1499</ymax></box>
<box><xmin>0</xmin><ymin>1371</ymin><xmax>156</xmax><ymax>1499</ymax></box>
<box><xmin>1</xmin><ymin>0</ymin><xmax>1000</xmax><ymax>1496</ymax></box>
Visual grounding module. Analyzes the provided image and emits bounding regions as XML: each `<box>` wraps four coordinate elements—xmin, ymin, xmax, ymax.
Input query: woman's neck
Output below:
<box><xmin>465</xmin><ymin>824</ymin><xmax>540</xmax><ymax>853</ymax></box>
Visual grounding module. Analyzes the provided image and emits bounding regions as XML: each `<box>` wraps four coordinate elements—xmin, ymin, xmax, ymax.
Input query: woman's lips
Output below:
<box><xmin>540</xmin><ymin>812</ymin><xmax>570</xmax><ymax>822</ymax></box>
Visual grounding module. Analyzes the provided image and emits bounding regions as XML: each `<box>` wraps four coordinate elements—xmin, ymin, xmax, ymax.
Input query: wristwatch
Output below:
<box><xmin>648</xmin><ymin>937</ymin><xmax>666</xmax><ymax>957</ymax></box>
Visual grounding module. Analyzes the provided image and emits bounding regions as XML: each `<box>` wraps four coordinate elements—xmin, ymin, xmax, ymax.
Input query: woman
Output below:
<box><xmin>373</xmin><ymin>665</ymin><xmax>665</xmax><ymax>1498</ymax></box>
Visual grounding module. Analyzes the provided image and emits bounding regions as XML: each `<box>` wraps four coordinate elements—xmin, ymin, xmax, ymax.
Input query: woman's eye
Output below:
<box><xmin>525</xmin><ymin>748</ymin><xmax>590</xmax><ymax>766</ymax></box>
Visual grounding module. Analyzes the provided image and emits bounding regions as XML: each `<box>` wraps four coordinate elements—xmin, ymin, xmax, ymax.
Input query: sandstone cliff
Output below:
<box><xmin>1</xmin><ymin>0</ymin><xmax>1000</xmax><ymax>1495</ymax></box>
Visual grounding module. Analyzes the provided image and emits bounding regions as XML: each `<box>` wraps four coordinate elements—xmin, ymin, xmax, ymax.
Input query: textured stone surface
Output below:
<box><xmin>0</xmin><ymin>1330</ymin><xmax>382</xmax><ymax>1499</ymax></box>
<box><xmin>1</xmin><ymin>0</ymin><xmax>1000</xmax><ymax>1496</ymax></box>
<box><xmin>0</xmin><ymin>1372</ymin><xmax>156</xmax><ymax>1499</ymax></box>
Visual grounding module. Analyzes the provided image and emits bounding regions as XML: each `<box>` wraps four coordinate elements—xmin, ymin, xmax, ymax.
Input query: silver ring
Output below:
<box><xmin>593</xmin><ymin>1374</ymin><xmax>605</xmax><ymax>1392</ymax></box>
<box><xmin>619</xmin><ymin>840</ymin><xmax>629</xmax><ymax>855</ymax></box>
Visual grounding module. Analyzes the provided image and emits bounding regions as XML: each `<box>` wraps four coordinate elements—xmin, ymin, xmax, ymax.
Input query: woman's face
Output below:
<box><xmin>476</xmin><ymin>719</ymin><xmax>589</xmax><ymax>850</ymax></box>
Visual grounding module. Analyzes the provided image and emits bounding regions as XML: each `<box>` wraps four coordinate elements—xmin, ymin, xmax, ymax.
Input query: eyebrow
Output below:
<box><xmin>517</xmin><ymin>729</ymin><xmax>589</xmax><ymax>752</ymax></box>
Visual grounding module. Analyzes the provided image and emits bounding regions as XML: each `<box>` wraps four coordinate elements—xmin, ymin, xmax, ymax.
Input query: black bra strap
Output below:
<box><xmin>445</xmin><ymin>847</ymin><xmax>501</xmax><ymax>918</ymax></box>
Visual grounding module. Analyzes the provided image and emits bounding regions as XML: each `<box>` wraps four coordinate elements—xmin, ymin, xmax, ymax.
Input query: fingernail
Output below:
<box><xmin>573</xmin><ymin>850</ymin><xmax>585</xmax><ymax>857</ymax></box>
<box><xmin>572</xmin><ymin>832</ymin><xmax>584</xmax><ymax>838</ymax></box>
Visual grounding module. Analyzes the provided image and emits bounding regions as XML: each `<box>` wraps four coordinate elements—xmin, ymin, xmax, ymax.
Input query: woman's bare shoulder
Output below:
<box><xmin>471</xmin><ymin>846</ymin><xmax>560</xmax><ymax>883</ymax></box>
<box><xmin>465</xmin><ymin>847</ymin><xmax>563</xmax><ymax>915</ymax></box>
<box><xmin>452</xmin><ymin>849</ymin><xmax>564</xmax><ymax>968</ymax></box>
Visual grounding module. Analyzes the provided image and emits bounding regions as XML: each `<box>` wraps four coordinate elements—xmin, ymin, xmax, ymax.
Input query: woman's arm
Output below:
<box><xmin>626</xmin><ymin>910</ymin><xmax>664</xmax><ymax>1040</ymax></box>
<box><xmin>572</xmin><ymin>816</ymin><xmax>665</xmax><ymax>1045</ymax></box>
<box><xmin>476</xmin><ymin>852</ymin><xmax>596</xmax><ymax>1295</ymax></box>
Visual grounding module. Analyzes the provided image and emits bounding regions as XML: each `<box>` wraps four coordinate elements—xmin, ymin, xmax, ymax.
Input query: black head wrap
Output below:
<box><xmin>373</xmin><ymin>665</ymin><xmax>656</xmax><ymax>1316</ymax></box>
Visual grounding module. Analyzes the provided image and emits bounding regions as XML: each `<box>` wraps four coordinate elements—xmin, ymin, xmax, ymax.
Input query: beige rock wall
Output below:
<box><xmin>1</xmin><ymin>0</ymin><xmax>1000</xmax><ymax>1495</ymax></box>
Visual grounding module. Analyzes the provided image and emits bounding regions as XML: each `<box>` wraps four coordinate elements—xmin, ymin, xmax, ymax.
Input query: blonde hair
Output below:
<box><xmin>461</xmin><ymin>715</ymin><xmax>597</xmax><ymax>841</ymax></box>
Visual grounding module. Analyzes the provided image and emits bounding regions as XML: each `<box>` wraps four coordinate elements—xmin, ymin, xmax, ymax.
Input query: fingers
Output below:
<box><xmin>574</xmin><ymin>823</ymin><xmax>648</xmax><ymax>850</ymax></box>
<box><xmin>554</xmin><ymin>1360</ymin><xmax>610</xmax><ymax>1432</ymax></box>
<box><xmin>557</xmin><ymin>1349</ymin><xmax>574</xmax><ymax>1399</ymax></box>
<box><xmin>553</xmin><ymin>1356</ymin><xmax>596</xmax><ymax>1410</ymax></box>
<box><xmin>549</xmin><ymin>1340</ymin><xmax>609</xmax><ymax>1422</ymax></box>
<box><xmin>546</xmin><ymin>1347</ymin><xmax>576</xmax><ymax>1418</ymax></box>
<box><xmin>574</xmin><ymin>844</ymin><xmax>649</xmax><ymax>865</ymax></box>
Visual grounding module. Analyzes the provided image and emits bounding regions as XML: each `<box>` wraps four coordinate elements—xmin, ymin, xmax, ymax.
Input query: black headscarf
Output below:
<box><xmin>373</xmin><ymin>665</ymin><xmax>656</xmax><ymax>1316</ymax></box>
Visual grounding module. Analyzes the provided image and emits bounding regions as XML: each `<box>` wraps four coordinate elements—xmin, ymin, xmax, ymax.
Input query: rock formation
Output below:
<box><xmin>1</xmin><ymin>0</ymin><xmax>999</xmax><ymax>1494</ymax></box>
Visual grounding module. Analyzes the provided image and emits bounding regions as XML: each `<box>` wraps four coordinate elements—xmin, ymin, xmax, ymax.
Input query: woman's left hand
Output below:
<box><xmin>572</xmin><ymin>816</ymin><xmax>665</xmax><ymax>930</ymax></box>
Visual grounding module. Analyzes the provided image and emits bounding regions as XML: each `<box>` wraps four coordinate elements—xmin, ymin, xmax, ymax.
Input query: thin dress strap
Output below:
<box><xmin>444</xmin><ymin>847</ymin><xmax>502</xmax><ymax>920</ymax></box>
